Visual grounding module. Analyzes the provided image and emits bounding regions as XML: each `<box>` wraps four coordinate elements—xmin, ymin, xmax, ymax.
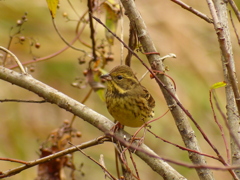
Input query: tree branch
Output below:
<box><xmin>228</xmin><ymin>0</ymin><xmax>240</xmax><ymax>22</ymax></box>
<box><xmin>119</xmin><ymin>0</ymin><xmax>214</xmax><ymax>179</ymax></box>
<box><xmin>170</xmin><ymin>0</ymin><xmax>213</xmax><ymax>23</ymax></box>
<box><xmin>207</xmin><ymin>0</ymin><xmax>240</xmax><ymax>178</ymax></box>
<box><xmin>0</xmin><ymin>66</ymin><xmax>186</xmax><ymax>180</ymax></box>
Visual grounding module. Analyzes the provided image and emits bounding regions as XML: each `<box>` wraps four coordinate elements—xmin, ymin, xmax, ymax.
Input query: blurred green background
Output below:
<box><xmin>1</xmin><ymin>0</ymin><xmax>240</xmax><ymax>179</ymax></box>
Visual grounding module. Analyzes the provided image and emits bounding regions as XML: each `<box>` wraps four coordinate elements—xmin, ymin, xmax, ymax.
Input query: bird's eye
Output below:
<box><xmin>117</xmin><ymin>75</ymin><xmax>123</xmax><ymax>80</ymax></box>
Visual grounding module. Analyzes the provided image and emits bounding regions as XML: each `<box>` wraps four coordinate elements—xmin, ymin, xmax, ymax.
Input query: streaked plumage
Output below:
<box><xmin>101</xmin><ymin>65</ymin><xmax>155</xmax><ymax>127</ymax></box>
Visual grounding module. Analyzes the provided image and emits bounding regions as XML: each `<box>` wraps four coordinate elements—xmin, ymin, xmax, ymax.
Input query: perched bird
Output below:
<box><xmin>101</xmin><ymin>65</ymin><xmax>155</xmax><ymax>127</ymax></box>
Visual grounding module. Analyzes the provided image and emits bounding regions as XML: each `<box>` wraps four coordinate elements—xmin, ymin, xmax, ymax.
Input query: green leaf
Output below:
<box><xmin>210</xmin><ymin>81</ymin><xmax>226</xmax><ymax>90</ymax></box>
<box><xmin>46</xmin><ymin>0</ymin><xmax>59</xmax><ymax>18</ymax></box>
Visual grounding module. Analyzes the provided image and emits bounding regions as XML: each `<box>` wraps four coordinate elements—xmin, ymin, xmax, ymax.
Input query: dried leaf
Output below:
<box><xmin>85</xmin><ymin>69</ymin><xmax>106</xmax><ymax>101</ymax></box>
<box><xmin>86</xmin><ymin>69</ymin><xmax>105</xmax><ymax>90</ymax></box>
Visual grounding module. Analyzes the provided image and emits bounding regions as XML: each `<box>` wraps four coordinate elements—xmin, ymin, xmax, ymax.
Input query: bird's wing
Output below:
<box><xmin>142</xmin><ymin>86</ymin><xmax>155</xmax><ymax>108</ymax></box>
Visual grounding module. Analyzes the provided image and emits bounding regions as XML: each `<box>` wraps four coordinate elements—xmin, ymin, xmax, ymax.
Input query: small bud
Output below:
<box><xmin>16</xmin><ymin>19</ymin><xmax>22</xmax><ymax>26</ymax></box>
<box><xmin>101</xmin><ymin>49</ymin><xmax>106</xmax><ymax>54</ymax></box>
<box><xmin>105</xmin><ymin>55</ymin><xmax>114</xmax><ymax>62</ymax></box>
<box><xmin>35</xmin><ymin>42</ymin><xmax>41</xmax><ymax>49</ymax></box>
<box><xmin>29</xmin><ymin>66</ymin><xmax>35</xmax><ymax>72</ymax></box>
<box><xmin>19</xmin><ymin>36</ymin><xmax>25</xmax><ymax>42</ymax></box>
<box><xmin>22</xmin><ymin>15</ymin><xmax>27</xmax><ymax>20</ymax></box>
<box><xmin>78</xmin><ymin>57</ymin><xmax>86</xmax><ymax>64</ymax></box>
<box><xmin>98</xmin><ymin>44</ymin><xmax>104</xmax><ymax>49</ymax></box>
<box><xmin>150</xmin><ymin>74</ymin><xmax>154</xmax><ymax>79</ymax></box>
<box><xmin>76</xmin><ymin>131</ymin><xmax>82</xmax><ymax>138</ymax></box>
<box><xmin>93</xmin><ymin>68</ymin><xmax>99</xmax><ymax>72</ymax></box>
<box><xmin>63</xmin><ymin>119</ymin><xmax>70</xmax><ymax>125</ymax></box>
<box><xmin>83</xmin><ymin>70</ymin><xmax>88</xmax><ymax>76</ymax></box>
<box><xmin>62</xmin><ymin>12</ymin><xmax>68</xmax><ymax>18</ymax></box>
<box><xmin>101</xmin><ymin>79</ymin><xmax>106</xmax><ymax>83</ymax></box>
<box><xmin>0</xmin><ymin>53</ymin><xmax>3</xmax><ymax>59</ymax></box>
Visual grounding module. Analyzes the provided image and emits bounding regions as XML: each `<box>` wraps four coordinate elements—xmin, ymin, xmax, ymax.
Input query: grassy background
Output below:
<box><xmin>1</xmin><ymin>0</ymin><xmax>240</xmax><ymax>179</ymax></box>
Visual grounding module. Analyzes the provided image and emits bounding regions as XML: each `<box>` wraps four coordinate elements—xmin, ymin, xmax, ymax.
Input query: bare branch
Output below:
<box><xmin>0</xmin><ymin>46</ymin><xmax>26</xmax><ymax>73</ymax></box>
<box><xmin>69</xmin><ymin>142</ymin><xmax>117</xmax><ymax>180</ymax></box>
<box><xmin>0</xmin><ymin>65</ymin><xmax>186</xmax><ymax>180</ymax></box>
<box><xmin>119</xmin><ymin>0</ymin><xmax>214</xmax><ymax>179</ymax></box>
<box><xmin>207</xmin><ymin>0</ymin><xmax>240</xmax><ymax>178</ymax></box>
<box><xmin>0</xmin><ymin>136</ymin><xmax>108</xmax><ymax>178</ymax></box>
<box><xmin>8</xmin><ymin>25</ymin><xmax>86</xmax><ymax>69</ymax></box>
<box><xmin>170</xmin><ymin>0</ymin><xmax>213</xmax><ymax>23</ymax></box>
<box><xmin>0</xmin><ymin>99</ymin><xmax>46</xmax><ymax>103</ymax></box>
<box><xmin>209</xmin><ymin>90</ymin><xmax>230</xmax><ymax>163</ymax></box>
<box><xmin>228</xmin><ymin>0</ymin><xmax>240</xmax><ymax>22</ymax></box>
<box><xmin>87</xmin><ymin>0</ymin><xmax>97</xmax><ymax>61</ymax></box>
<box><xmin>52</xmin><ymin>18</ymin><xmax>86</xmax><ymax>53</ymax></box>
<box><xmin>229</xmin><ymin>10</ymin><xmax>240</xmax><ymax>46</ymax></box>
<box><xmin>0</xmin><ymin>158</ymin><xmax>28</xmax><ymax>165</ymax></box>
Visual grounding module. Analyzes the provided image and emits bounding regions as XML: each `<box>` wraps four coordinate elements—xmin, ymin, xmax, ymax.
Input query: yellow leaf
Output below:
<box><xmin>103</xmin><ymin>0</ymin><xmax>121</xmax><ymax>45</ymax></box>
<box><xmin>46</xmin><ymin>0</ymin><xmax>59</xmax><ymax>18</ymax></box>
<box><xmin>96</xmin><ymin>89</ymin><xmax>106</xmax><ymax>102</ymax></box>
<box><xmin>210</xmin><ymin>81</ymin><xmax>226</xmax><ymax>90</ymax></box>
<box><xmin>98</xmin><ymin>68</ymin><xmax>109</xmax><ymax>75</ymax></box>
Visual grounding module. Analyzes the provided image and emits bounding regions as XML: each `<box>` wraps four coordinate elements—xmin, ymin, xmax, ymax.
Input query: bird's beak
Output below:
<box><xmin>100</xmin><ymin>74</ymin><xmax>112</xmax><ymax>81</ymax></box>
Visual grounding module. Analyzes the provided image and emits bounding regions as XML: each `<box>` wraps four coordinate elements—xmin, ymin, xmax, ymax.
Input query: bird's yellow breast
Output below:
<box><xmin>106</xmin><ymin>95</ymin><xmax>153</xmax><ymax>127</ymax></box>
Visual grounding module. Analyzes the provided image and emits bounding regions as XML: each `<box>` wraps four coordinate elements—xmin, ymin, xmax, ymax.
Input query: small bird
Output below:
<box><xmin>101</xmin><ymin>65</ymin><xmax>155</xmax><ymax>127</ymax></box>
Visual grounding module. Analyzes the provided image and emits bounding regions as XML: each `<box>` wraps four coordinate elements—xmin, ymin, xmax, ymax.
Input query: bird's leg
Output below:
<box><xmin>110</xmin><ymin>122</ymin><xmax>124</xmax><ymax>132</ymax></box>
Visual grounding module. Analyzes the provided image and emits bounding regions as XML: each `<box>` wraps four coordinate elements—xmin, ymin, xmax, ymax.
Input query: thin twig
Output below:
<box><xmin>69</xmin><ymin>141</ymin><xmax>117</xmax><ymax>180</ymax></box>
<box><xmin>99</xmin><ymin>154</ymin><xmax>113</xmax><ymax>179</ymax></box>
<box><xmin>0</xmin><ymin>46</ymin><xmax>26</xmax><ymax>74</ymax></box>
<box><xmin>92</xmin><ymin>14</ymin><xmax>231</xmax><ymax>178</ymax></box>
<box><xmin>0</xmin><ymin>136</ymin><xmax>109</xmax><ymax>178</ymax></box>
<box><xmin>207</xmin><ymin>0</ymin><xmax>240</xmax><ymax>113</ymax></box>
<box><xmin>87</xmin><ymin>0</ymin><xmax>97</xmax><ymax>61</ymax></box>
<box><xmin>120</xmin><ymin>1</ymin><xmax>214</xmax><ymax>179</ymax></box>
<box><xmin>8</xmin><ymin>24</ymin><xmax>86</xmax><ymax>69</ymax></box>
<box><xmin>81</xmin><ymin>88</ymin><xmax>93</xmax><ymax>104</ymax></box>
<box><xmin>52</xmin><ymin>18</ymin><xmax>86</xmax><ymax>53</ymax></box>
<box><xmin>229</xmin><ymin>10</ymin><xmax>240</xmax><ymax>46</ymax></box>
<box><xmin>138</xmin><ymin>70</ymin><xmax>149</xmax><ymax>82</ymax></box>
<box><xmin>0</xmin><ymin>65</ymin><xmax>184</xmax><ymax>179</ymax></box>
<box><xmin>0</xmin><ymin>99</ymin><xmax>47</xmax><ymax>103</ymax></box>
<box><xmin>120</xmin><ymin>4</ymin><xmax>124</xmax><ymax>65</ymax></box>
<box><xmin>209</xmin><ymin>90</ymin><xmax>230</xmax><ymax>163</ymax></box>
<box><xmin>207</xmin><ymin>1</ymin><xmax>240</xmax><ymax>179</ymax></box>
<box><xmin>228</xmin><ymin>0</ymin><xmax>240</xmax><ymax>22</ymax></box>
<box><xmin>128</xmin><ymin>150</ymin><xmax>140</xmax><ymax>179</ymax></box>
<box><xmin>147</xmin><ymin>129</ymin><xmax>220</xmax><ymax>161</ymax></box>
<box><xmin>170</xmin><ymin>0</ymin><xmax>213</xmax><ymax>23</ymax></box>
<box><xmin>3</xmin><ymin>13</ymin><xmax>27</xmax><ymax>66</ymax></box>
<box><xmin>131</xmin><ymin>109</ymin><xmax>170</xmax><ymax>144</ymax></box>
<box><xmin>0</xmin><ymin>157</ymin><xmax>28</xmax><ymax>165</ymax></box>
<box><xmin>114</xmin><ymin>147</ymin><xmax>121</xmax><ymax>179</ymax></box>
<box><xmin>3</xmin><ymin>31</ymin><xmax>14</xmax><ymax>66</ymax></box>
<box><xmin>212</xmin><ymin>89</ymin><xmax>240</xmax><ymax>150</ymax></box>
<box><xmin>67</xmin><ymin>0</ymin><xmax>80</xmax><ymax>18</ymax></box>
<box><xmin>69</xmin><ymin>88</ymin><xmax>93</xmax><ymax>128</ymax></box>
<box><xmin>109</xmin><ymin>131</ymin><xmax>240</xmax><ymax>171</ymax></box>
